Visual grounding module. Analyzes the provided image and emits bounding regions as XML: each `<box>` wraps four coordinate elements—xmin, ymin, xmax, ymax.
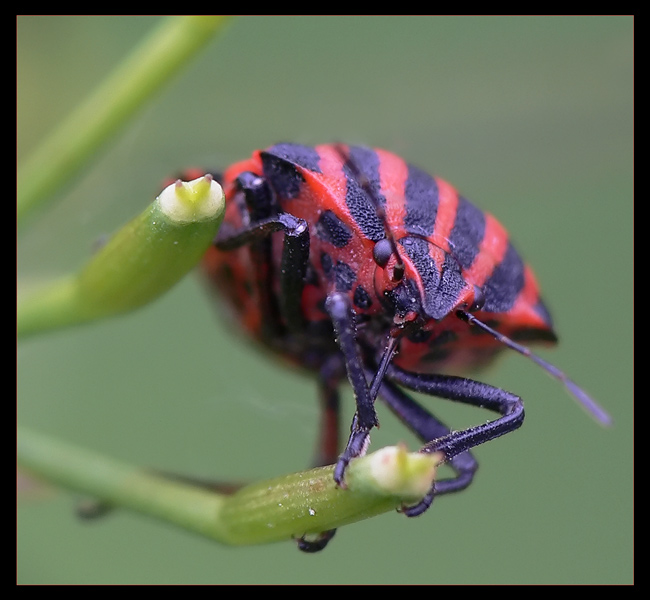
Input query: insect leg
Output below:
<box><xmin>386</xmin><ymin>365</ymin><xmax>524</xmax><ymax>515</ymax></box>
<box><xmin>376</xmin><ymin>377</ymin><xmax>478</xmax><ymax>517</ymax></box>
<box><xmin>313</xmin><ymin>355</ymin><xmax>345</xmax><ymax>468</ymax></box>
<box><xmin>295</xmin><ymin>529</ymin><xmax>337</xmax><ymax>553</ymax></box>
<box><xmin>325</xmin><ymin>292</ymin><xmax>379</xmax><ymax>488</ymax></box>
<box><xmin>215</xmin><ymin>211</ymin><xmax>310</xmax><ymax>333</ymax></box>
<box><xmin>295</xmin><ymin>357</ymin><xmax>347</xmax><ymax>553</ymax></box>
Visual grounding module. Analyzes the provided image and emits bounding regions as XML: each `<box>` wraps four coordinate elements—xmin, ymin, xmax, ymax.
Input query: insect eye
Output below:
<box><xmin>373</xmin><ymin>238</ymin><xmax>404</xmax><ymax>282</ymax></box>
<box><xmin>469</xmin><ymin>285</ymin><xmax>485</xmax><ymax>312</ymax></box>
<box><xmin>373</xmin><ymin>239</ymin><xmax>393</xmax><ymax>268</ymax></box>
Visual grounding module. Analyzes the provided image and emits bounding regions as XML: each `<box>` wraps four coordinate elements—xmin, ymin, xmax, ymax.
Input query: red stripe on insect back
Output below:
<box><xmin>376</xmin><ymin>148</ymin><xmax>409</xmax><ymax>232</ymax></box>
<box><xmin>307</xmin><ymin>146</ymin><xmax>367</xmax><ymax>251</ymax></box>
<box><xmin>312</xmin><ymin>145</ymin><xmax>353</xmax><ymax>214</ymax></box>
<box><xmin>507</xmin><ymin>265</ymin><xmax>550</xmax><ymax>329</ymax></box>
<box><xmin>314</xmin><ymin>146</ymin><xmax>381</xmax><ymax>257</ymax></box>
<box><xmin>430</xmin><ymin>176</ymin><xmax>459</xmax><ymax>254</ymax></box>
<box><xmin>417</xmin><ymin>176</ymin><xmax>461</xmax><ymax>279</ymax></box>
<box><xmin>462</xmin><ymin>212</ymin><xmax>509</xmax><ymax>288</ymax></box>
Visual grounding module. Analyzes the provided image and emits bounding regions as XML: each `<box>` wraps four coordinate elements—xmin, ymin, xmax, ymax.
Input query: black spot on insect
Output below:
<box><xmin>218</xmin><ymin>263</ymin><xmax>235</xmax><ymax>286</ymax></box>
<box><xmin>316</xmin><ymin>210</ymin><xmax>352</xmax><ymax>248</ymax></box>
<box><xmin>353</xmin><ymin>285</ymin><xmax>373</xmax><ymax>309</ymax></box>
<box><xmin>321</xmin><ymin>252</ymin><xmax>333</xmax><ymax>276</ymax></box>
<box><xmin>431</xmin><ymin>329</ymin><xmax>459</xmax><ymax>346</ymax></box>
<box><xmin>422</xmin><ymin>347</ymin><xmax>452</xmax><ymax>363</ymax></box>
<box><xmin>304</xmin><ymin>263</ymin><xmax>320</xmax><ymax>286</ymax></box>
<box><xmin>406</xmin><ymin>328</ymin><xmax>432</xmax><ymax>344</ymax></box>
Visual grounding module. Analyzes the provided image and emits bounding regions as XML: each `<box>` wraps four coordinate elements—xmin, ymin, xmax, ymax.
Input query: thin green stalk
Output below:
<box><xmin>16</xmin><ymin>16</ymin><xmax>443</xmax><ymax>549</ymax></box>
<box><xmin>17</xmin><ymin>427</ymin><xmax>441</xmax><ymax>547</ymax></box>
<box><xmin>17</xmin><ymin>175</ymin><xmax>224</xmax><ymax>337</ymax></box>
<box><xmin>17</xmin><ymin>15</ymin><xmax>230</xmax><ymax>226</ymax></box>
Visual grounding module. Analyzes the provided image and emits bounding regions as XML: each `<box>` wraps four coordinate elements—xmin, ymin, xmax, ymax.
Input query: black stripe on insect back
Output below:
<box><xmin>404</xmin><ymin>164</ymin><xmax>439</xmax><ymax>237</ymax></box>
<box><xmin>344</xmin><ymin>146</ymin><xmax>386</xmax><ymax>242</ymax></box>
<box><xmin>266</xmin><ymin>143</ymin><xmax>322</xmax><ymax>172</ymax></box>
<box><xmin>448</xmin><ymin>196</ymin><xmax>486</xmax><ymax>269</ymax></box>
<box><xmin>482</xmin><ymin>242</ymin><xmax>525</xmax><ymax>313</ymax></box>
<box><xmin>261</xmin><ymin>143</ymin><xmax>321</xmax><ymax>200</ymax></box>
<box><xmin>399</xmin><ymin>237</ymin><xmax>467</xmax><ymax>320</ymax></box>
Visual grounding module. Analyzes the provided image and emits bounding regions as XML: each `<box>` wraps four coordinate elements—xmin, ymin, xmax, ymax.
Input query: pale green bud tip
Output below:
<box><xmin>366</xmin><ymin>445</ymin><xmax>442</xmax><ymax>498</ymax></box>
<box><xmin>157</xmin><ymin>174</ymin><xmax>224</xmax><ymax>223</ymax></box>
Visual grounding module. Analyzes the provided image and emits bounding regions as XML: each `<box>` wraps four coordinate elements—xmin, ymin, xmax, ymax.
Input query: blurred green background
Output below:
<box><xmin>17</xmin><ymin>16</ymin><xmax>633</xmax><ymax>584</ymax></box>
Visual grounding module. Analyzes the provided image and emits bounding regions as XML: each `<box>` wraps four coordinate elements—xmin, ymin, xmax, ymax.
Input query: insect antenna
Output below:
<box><xmin>332</xmin><ymin>143</ymin><xmax>405</xmax><ymax>281</ymax></box>
<box><xmin>456</xmin><ymin>309</ymin><xmax>612</xmax><ymax>426</ymax></box>
<box><xmin>368</xmin><ymin>333</ymin><xmax>401</xmax><ymax>402</ymax></box>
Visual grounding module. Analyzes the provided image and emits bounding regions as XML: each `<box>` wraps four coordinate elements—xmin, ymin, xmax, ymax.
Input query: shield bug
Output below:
<box><xmin>199</xmin><ymin>143</ymin><xmax>610</xmax><ymax>551</ymax></box>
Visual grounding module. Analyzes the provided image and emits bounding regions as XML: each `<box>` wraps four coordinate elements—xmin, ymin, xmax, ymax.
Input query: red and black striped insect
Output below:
<box><xmin>199</xmin><ymin>143</ymin><xmax>610</xmax><ymax>552</ymax></box>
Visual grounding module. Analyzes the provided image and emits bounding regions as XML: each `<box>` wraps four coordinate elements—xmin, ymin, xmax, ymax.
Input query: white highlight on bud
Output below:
<box><xmin>157</xmin><ymin>174</ymin><xmax>223</xmax><ymax>223</ymax></box>
<box><xmin>366</xmin><ymin>445</ymin><xmax>440</xmax><ymax>498</ymax></box>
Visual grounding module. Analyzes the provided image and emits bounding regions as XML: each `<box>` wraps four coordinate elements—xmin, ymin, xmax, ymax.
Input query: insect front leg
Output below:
<box><xmin>324</xmin><ymin>292</ymin><xmax>379</xmax><ymax>487</ymax></box>
<box><xmin>386</xmin><ymin>365</ymin><xmax>524</xmax><ymax>516</ymax></box>
<box><xmin>376</xmin><ymin>377</ymin><xmax>478</xmax><ymax>517</ymax></box>
<box><xmin>215</xmin><ymin>211</ymin><xmax>310</xmax><ymax>333</ymax></box>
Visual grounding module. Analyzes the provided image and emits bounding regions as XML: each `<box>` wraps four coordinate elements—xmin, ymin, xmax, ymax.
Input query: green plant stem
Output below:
<box><xmin>17</xmin><ymin>16</ymin><xmax>440</xmax><ymax>549</ymax></box>
<box><xmin>16</xmin><ymin>276</ymin><xmax>81</xmax><ymax>339</ymax></box>
<box><xmin>17</xmin><ymin>176</ymin><xmax>224</xmax><ymax>338</ymax></box>
<box><xmin>17</xmin><ymin>15</ymin><xmax>230</xmax><ymax>226</ymax></box>
<box><xmin>17</xmin><ymin>427</ymin><xmax>440</xmax><ymax>547</ymax></box>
